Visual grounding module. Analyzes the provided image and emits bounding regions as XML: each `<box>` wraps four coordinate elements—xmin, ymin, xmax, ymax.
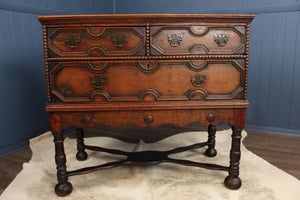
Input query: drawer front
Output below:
<box><xmin>49</xmin><ymin>60</ymin><xmax>245</xmax><ymax>102</ymax></box>
<box><xmin>47</xmin><ymin>27</ymin><xmax>145</xmax><ymax>57</ymax></box>
<box><xmin>55</xmin><ymin>109</ymin><xmax>238</xmax><ymax>129</ymax></box>
<box><xmin>150</xmin><ymin>25</ymin><xmax>245</xmax><ymax>55</ymax></box>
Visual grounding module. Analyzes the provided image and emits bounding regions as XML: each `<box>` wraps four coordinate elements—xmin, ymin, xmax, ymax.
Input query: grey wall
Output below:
<box><xmin>0</xmin><ymin>0</ymin><xmax>299</xmax><ymax>156</ymax></box>
<box><xmin>0</xmin><ymin>0</ymin><xmax>113</xmax><ymax>156</ymax></box>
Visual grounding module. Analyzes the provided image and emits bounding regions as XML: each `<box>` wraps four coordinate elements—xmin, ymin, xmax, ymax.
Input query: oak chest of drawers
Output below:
<box><xmin>38</xmin><ymin>14</ymin><xmax>254</xmax><ymax>196</ymax></box>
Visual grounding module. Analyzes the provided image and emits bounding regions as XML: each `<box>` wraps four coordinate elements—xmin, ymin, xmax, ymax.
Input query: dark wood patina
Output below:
<box><xmin>38</xmin><ymin>14</ymin><xmax>254</xmax><ymax>196</ymax></box>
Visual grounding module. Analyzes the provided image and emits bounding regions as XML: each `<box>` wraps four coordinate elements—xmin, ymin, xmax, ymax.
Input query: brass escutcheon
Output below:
<box><xmin>90</xmin><ymin>75</ymin><xmax>106</xmax><ymax>89</ymax></box>
<box><xmin>191</xmin><ymin>74</ymin><xmax>206</xmax><ymax>87</ymax></box>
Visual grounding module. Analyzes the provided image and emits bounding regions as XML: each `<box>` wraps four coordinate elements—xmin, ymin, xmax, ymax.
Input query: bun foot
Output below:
<box><xmin>205</xmin><ymin>148</ymin><xmax>217</xmax><ymax>157</ymax></box>
<box><xmin>76</xmin><ymin>151</ymin><xmax>88</xmax><ymax>161</ymax></box>
<box><xmin>224</xmin><ymin>176</ymin><xmax>242</xmax><ymax>190</ymax></box>
<box><xmin>55</xmin><ymin>182</ymin><xmax>73</xmax><ymax>197</ymax></box>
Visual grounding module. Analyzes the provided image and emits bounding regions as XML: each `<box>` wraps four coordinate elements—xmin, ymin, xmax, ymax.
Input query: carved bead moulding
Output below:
<box><xmin>48</xmin><ymin>27</ymin><xmax>145</xmax><ymax>57</ymax></box>
<box><xmin>150</xmin><ymin>25</ymin><xmax>245</xmax><ymax>55</ymax></box>
<box><xmin>49</xmin><ymin>60</ymin><xmax>245</xmax><ymax>102</ymax></box>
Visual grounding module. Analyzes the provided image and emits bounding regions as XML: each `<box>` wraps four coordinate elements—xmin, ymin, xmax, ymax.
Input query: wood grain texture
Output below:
<box><xmin>38</xmin><ymin>14</ymin><xmax>254</xmax><ymax>26</ymax></box>
<box><xmin>243</xmin><ymin>130</ymin><xmax>300</xmax><ymax>180</ymax></box>
<box><xmin>50</xmin><ymin>60</ymin><xmax>244</xmax><ymax>102</ymax></box>
<box><xmin>150</xmin><ymin>25</ymin><xmax>245</xmax><ymax>55</ymax></box>
<box><xmin>48</xmin><ymin>109</ymin><xmax>245</xmax><ymax>130</ymax></box>
<box><xmin>48</xmin><ymin>27</ymin><xmax>145</xmax><ymax>57</ymax></box>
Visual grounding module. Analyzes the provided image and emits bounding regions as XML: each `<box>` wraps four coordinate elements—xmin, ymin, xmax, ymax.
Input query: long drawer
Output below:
<box><xmin>49</xmin><ymin>60</ymin><xmax>245</xmax><ymax>102</ymax></box>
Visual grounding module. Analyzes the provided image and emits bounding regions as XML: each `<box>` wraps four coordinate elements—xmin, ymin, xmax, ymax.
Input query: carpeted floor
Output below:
<box><xmin>1</xmin><ymin>130</ymin><xmax>299</xmax><ymax>200</ymax></box>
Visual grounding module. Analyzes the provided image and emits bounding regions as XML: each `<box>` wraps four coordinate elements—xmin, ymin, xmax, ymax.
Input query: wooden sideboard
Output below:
<box><xmin>38</xmin><ymin>14</ymin><xmax>254</xmax><ymax>196</ymax></box>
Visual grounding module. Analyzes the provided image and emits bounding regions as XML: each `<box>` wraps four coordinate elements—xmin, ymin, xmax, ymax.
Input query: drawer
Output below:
<box><xmin>49</xmin><ymin>60</ymin><xmax>245</xmax><ymax>102</ymax></box>
<box><xmin>150</xmin><ymin>25</ymin><xmax>245</xmax><ymax>55</ymax></box>
<box><xmin>54</xmin><ymin>109</ymin><xmax>237</xmax><ymax>129</ymax></box>
<box><xmin>47</xmin><ymin>27</ymin><xmax>145</xmax><ymax>57</ymax></box>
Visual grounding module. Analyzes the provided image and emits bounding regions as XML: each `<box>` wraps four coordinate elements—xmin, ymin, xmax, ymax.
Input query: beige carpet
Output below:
<box><xmin>1</xmin><ymin>130</ymin><xmax>300</xmax><ymax>200</ymax></box>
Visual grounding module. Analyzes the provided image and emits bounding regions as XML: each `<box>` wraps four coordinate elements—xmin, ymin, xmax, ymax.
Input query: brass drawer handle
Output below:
<box><xmin>214</xmin><ymin>34</ymin><xmax>229</xmax><ymax>47</ymax></box>
<box><xmin>111</xmin><ymin>34</ymin><xmax>128</xmax><ymax>47</ymax></box>
<box><xmin>90</xmin><ymin>75</ymin><xmax>106</xmax><ymax>89</ymax></box>
<box><xmin>191</xmin><ymin>74</ymin><xmax>206</xmax><ymax>87</ymax></box>
<box><xmin>64</xmin><ymin>35</ymin><xmax>81</xmax><ymax>48</ymax></box>
<box><xmin>167</xmin><ymin>34</ymin><xmax>183</xmax><ymax>47</ymax></box>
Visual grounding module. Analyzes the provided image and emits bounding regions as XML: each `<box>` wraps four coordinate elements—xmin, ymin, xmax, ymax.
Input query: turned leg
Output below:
<box><xmin>224</xmin><ymin>126</ymin><xmax>242</xmax><ymax>189</ymax></box>
<box><xmin>53</xmin><ymin>131</ymin><xmax>73</xmax><ymax>196</ymax></box>
<box><xmin>205</xmin><ymin>124</ymin><xmax>217</xmax><ymax>157</ymax></box>
<box><xmin>76</xmin><ymin>128</ymin><xmax>88</xmax><ymax>161</ymax></box>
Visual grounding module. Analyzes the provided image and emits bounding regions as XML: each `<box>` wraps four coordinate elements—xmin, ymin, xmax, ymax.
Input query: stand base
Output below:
<box><xmin>67</xmin><ymin>141</ymin><xmax>229</xmax><ymax>177</ymax></box>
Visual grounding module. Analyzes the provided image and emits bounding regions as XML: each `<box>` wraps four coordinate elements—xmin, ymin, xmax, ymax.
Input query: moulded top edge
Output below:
<box><xmin>38</xmin><ymin>14</ymin><xmax>255</xmax><ymax>25</ymax></box>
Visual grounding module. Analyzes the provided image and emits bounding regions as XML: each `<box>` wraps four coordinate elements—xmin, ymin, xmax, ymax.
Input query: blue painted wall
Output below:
<box><xmin>114</xmin><ymin>0</ymin><xmax>299</xmax><ymax>14</ymax></box>
<box><xmin>0</xmin><ymin>0</ymin><xmax>113</xmax><ymax>156</ymax></box>
<box><xmin>0</xmin><ymin>0</ymin><xmax>299</xmax><ymax>156</ymax></box>
<box><xmin>247</xmin><ymin>12</ymin><xmax>300</xmax><ymax>132</ymax></box>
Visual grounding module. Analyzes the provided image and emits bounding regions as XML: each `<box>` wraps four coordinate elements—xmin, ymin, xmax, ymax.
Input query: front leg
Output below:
<box><xmin>224</xmin><ymin>126</ymin><xmax>242</xmax><ymax>189</ymax></box>
<box><xmin>53</xmin><ymin>131</ymin><xmax>73</xmax><ymax>196</ymax></box>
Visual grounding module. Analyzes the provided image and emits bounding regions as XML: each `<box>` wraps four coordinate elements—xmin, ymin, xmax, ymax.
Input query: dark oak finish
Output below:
<box><xmin>53</xmin><ymin>132</ymin><xmax>73</xmax><ymax>197</ymax></box>
<box><xmin>75</xmin><ymin>128</ymin><xmax>88</xmax><ymax>161</ymax></box>
<box><xmin>225</xmin><ymin>127</ymin><xmax>242</xmax><ymax>189</ymax></box>
<box><xmin>205</xmin><ymin>124</ymin><xmax>217</xmax><ymax>157</ymax></box>
<box><xmin>48</xmin><ymin>27</ymin><xmax>145</xmax><ymax>57</ymax></box>
<box><xmin>38</xmin><ymin>14</ymin><xmax>254</xmax><ymax>196</ymax></box>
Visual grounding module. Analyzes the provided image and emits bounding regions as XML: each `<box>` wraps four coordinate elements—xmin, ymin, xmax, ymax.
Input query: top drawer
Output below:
<box><xmin>150</xmin><ymin>25</ymin><xmax>246</xmax><ymax>55</ymax></box>
<box><xmin>47</xmin><ymin>27</ymin><xmax>145</xmax><ymax>57</ymax></box>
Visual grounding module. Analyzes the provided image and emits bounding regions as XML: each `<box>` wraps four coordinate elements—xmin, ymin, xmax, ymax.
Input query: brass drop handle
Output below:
<box><xmin>64</xmin><ymin>35</ymin><xmax>81</xmax><ymax>48</ymax></box>
<box><xmin>111</xmin><ymin>34</ymin><xmax>128</xmax><ymax>48</ymax></box>
<box><xmin>90</xmin><ymin>75</ymin><xmax>106</xmax><ymax>89</ymax></box>
<box><xmin>167</xmin><ymin>33</ymin><xmax>183</xmax><ymax>47</ymax></box>
<box><xmin>214</xmin><ymin>34</ymin><xmax>229</xmax><ymax>47</ymax></box>
<box><xmin>191</xmin><ymin>74</ymin><xmax>206</xmax><ymax>87</ymax></box>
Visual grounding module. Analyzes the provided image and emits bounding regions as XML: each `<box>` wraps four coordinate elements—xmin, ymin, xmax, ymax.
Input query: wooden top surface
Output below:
<box><xmin>38</xmin><ymin>14</ymin><xmax>255</xmax><ymax>25</ymax></box>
